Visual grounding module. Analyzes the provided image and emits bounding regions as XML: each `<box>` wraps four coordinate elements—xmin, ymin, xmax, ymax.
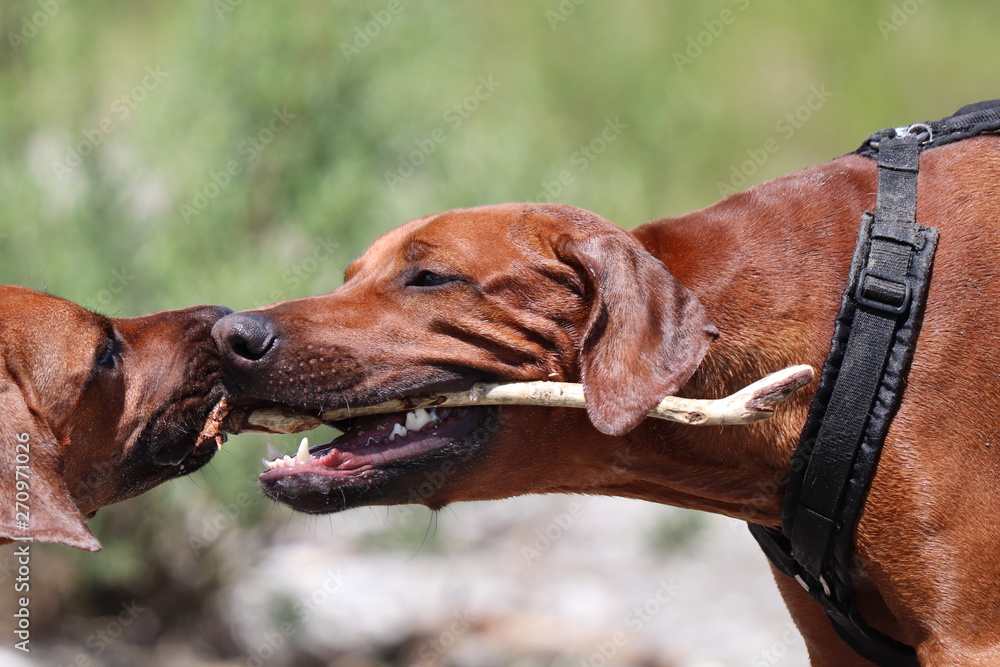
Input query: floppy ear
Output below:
<box><xmin>559</xmin><ymin>232</ymin><xmax>718</xmax><ymax>436</ymax></box>
<box><xmin>0</xmin><ymin>380</ymin><xmax>101</xmax><ymax>551</ymax></box>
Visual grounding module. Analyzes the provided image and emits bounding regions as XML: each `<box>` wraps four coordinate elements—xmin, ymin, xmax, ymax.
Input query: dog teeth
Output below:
<box><xmin>378</xmin><ymin>409</ymin><xmax>444</xmax><ymax>444</ymax></box>
<box><xmin>261</xmin><ymin>408</ymin><xmax>446</xmax><ymax>470</ymax></box>
<box><xmin>262</xmin><ymin>438</ymin><xmax>313</xmax><ymax>470</ymax></box>
<box><xmin>295</xmin><ymin>437</ymin><xmax>311</xmax><ymax>463</ymax></box>
<box><xmin>267</xmin><ymin>441</ymin><xmax>281</xmax><ymax>460</ymax></box>
<box><xmin>405</xmin><ymin>408</ymin><xmax>436</xmax><ymax>432</ymax></box>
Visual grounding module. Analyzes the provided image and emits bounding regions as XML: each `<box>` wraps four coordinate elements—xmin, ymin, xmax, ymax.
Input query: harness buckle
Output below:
<box><xmin>905</xmin><ymin>123</ymin><xmax>934</xmax><ymax>143</ymax></box>
<box><xmin>854</xmin><ymin>268</ymin><xmax>912</xmax><ymax>315</ymax></box>
<box><xmin>893</xmin><ymin>123</ymin><xmax>934</xmax><ymax>144</ymax></box>
<box><xmin>793</xmin><ymin>573</ymin><xmax>832</xmax><ymax>598</ymax></box>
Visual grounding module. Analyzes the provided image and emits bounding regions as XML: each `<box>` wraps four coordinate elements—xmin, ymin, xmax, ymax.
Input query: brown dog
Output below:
<box><xmin>213</xmin><ymin>134</ymin><xmax>1000</xmax><ymax>665</ymax></box>
<box><xmin>0</xmin><ymin>286</ymin><xmax>230</xmax><ymax>551</ymax></box>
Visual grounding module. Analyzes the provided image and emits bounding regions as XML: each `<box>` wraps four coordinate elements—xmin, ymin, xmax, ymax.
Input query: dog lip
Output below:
<box><xmin>405</xmin><ymin>374</ymin><xmax>491</xmax><ymax>395</ymax></box>
<box><xmin>151</xmin><ymin>434</ymin><xmax>197</xmax><ymax>466</ymax></box>
<box><xmin>223</xmin><ymin>368</ymin><xmax>491</xmax><ymax>415</ymax></box>
<box><xmin>150</xmin><ymin>427</ymin><xmax>218</xmax><ymax>468</ymax></box>
<box><xmin>146</xmin><ymin>384</ymin><xmax>228</xmax><ymax>468</ymax></box>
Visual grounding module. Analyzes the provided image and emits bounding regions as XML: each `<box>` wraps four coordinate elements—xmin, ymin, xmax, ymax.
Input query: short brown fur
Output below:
<box><xmin>218</xmin><ymin>135</ymin><xmax>1000</xmax><ymax>665</ymax></box>
<box><xmin>0</xmin><ymin>287</ymin><xmax>229</xmax><ymax>551</ymax></box>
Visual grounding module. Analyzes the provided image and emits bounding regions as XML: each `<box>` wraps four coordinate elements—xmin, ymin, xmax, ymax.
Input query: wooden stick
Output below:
<box><xmin>194</xmin><ymin>397</ymin><xmax>229</xmax><ymax>450</ymax></box>
<box><xmin>219</xmin><ymin>365</ymin><xmax>814</xmax><ymax>436</ymax></box>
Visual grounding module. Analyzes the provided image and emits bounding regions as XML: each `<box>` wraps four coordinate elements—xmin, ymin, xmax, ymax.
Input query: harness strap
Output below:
<box><xmin>791</xmin><ymin>133</ymin><xmax>934</xmax><ymax>581</ymax></box>
<box><xmin>749</xmin><ymin>124</ymin><xmax>950</xmax><ymax>665</ymax></box>
<box><xmin>748</xmin><ymin>99</ymin><xmax>1000</xmax><ymax>665</ymax></box>
<box><xmin>857</xmin><ymin>99</ymin><xmax>1000</xmax><ymax>158</ymax></box>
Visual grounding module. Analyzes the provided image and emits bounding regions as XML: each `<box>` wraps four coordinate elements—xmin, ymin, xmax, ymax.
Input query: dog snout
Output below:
<box><xmin>212</xmin><ymin>311</ymin><xmax>279</xmax><ymax>364</ymax></box>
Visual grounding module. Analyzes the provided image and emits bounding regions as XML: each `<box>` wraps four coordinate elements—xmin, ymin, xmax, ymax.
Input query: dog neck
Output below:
<box><xmin>616</xmin><ymin>153</ymin><xmax>879</xmax><ymax>526</ymax></box>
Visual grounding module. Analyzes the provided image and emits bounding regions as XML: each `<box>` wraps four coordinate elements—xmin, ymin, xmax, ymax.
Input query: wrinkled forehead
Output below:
<box><xmin>345</xmin><ymin>205</ymin><xmax>575</xmax><ymax>280</ymax></box>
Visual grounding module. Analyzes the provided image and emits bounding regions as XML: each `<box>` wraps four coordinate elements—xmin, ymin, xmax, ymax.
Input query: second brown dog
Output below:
<box><xmin>0</xmin><ymin>287</ymin><xmax>230</xmax><ymax>551</ymax></box>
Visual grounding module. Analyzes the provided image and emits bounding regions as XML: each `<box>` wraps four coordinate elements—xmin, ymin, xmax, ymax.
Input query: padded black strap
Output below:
<box><xmin>790</xmin><ymin>134</ymin><xmax>935</xmax><ymax>580</ymax></box>
<box><xmin>750</xmin><ymin>126</ymin><xmax>942</xmax><ymax>666</ymax></box>
<box><xmin>748</xmin><ymin>99</ymin><xmax>1000</xmax><ymax>665</ymax></box>
<box><xmin>856</xmin><ymin>98</ymin><xmax>1000</xmax><ymax>158</ymax></box>
<box><xmin>749</xmin><ymin>523</ymin><xmax>918</xmax><ymax>666</ymax></box>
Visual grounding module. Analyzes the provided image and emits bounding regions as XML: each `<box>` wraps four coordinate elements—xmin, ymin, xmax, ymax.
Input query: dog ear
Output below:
<box><xmin>558</xmin><ymin>231</ymin><xmax>718</xmax><ymax>437</ymax></box>
<box><xmin>0</xmin><ymin>379</ymin><xmax>101</xmax><ymax>551</ymax></box>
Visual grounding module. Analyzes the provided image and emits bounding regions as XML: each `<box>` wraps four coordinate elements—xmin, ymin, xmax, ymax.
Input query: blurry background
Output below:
<box><xmin>0</xmin><ymin>1</ymin><xmax>996</xmax><ymax>665</ymax></box>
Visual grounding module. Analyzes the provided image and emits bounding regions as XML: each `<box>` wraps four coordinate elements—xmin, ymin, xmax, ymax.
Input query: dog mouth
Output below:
<box><xmin>151</xmin><ymin>428</ymin><xmax>220</xmax><ymax>471</ymax></box>
<box><xmin>143</xmin><ymin>386</ymin><xmax>230</xmax><ymax>470</ymax></box>
<box><xmin>96</xmin><ymin>384</ymin><xmax>230</xmax><ymax>509</ymax></box>
<box><xmin>253</xmin><ymin>403</ymin><xmax>499</xmax><ymax>514</ymax></box>
<box><xmin>261</xmin><ymin>406</ymin><xmax>476</xmax><ymax>477</ymax></box>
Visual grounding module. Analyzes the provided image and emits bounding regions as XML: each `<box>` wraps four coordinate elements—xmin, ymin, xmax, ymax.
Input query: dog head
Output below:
<box><xmin>214</xmin><ymin>204</ymin><xmax>716</xmax><ymax>513</ymax></box>
<box><xmin>0</xmin><ymin>286</ymin><xmax>231</xmax><ymax>550</ymax></box>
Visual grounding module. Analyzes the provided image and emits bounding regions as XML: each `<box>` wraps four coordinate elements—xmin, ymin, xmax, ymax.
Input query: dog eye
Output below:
<box><xmin>408</xmin><ymin>270</ymin><xmax>459</xmax><ymax>287</ymax></box>
<box><xmin>95</xmin><ymin>337</ymin><xmax>121</xmax><ymax>370</ymax></box>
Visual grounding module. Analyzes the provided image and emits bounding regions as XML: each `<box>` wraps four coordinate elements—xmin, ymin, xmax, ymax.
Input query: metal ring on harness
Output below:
<box><xmin>903</xmin><ymin>122</ymin><xmax>933</xmax><ymax>143</ymax></box>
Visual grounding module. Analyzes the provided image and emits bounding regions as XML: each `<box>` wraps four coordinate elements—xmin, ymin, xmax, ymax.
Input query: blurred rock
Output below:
<box><xmin>219</xmin><ymin>496</ymin><xmax>808</xmax><ymax>666</ymax></box>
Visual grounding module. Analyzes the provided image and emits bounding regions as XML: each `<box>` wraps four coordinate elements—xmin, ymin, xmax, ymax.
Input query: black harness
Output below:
<box><xmin>749</xmin><ymin>99</ymin><xmax>1000</xmax><ymax>666</ymax></box>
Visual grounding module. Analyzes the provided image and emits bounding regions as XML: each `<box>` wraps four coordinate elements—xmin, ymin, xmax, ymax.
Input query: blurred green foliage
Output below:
<box><xmin>647</xmin><ymin>509</ymin><xmax>705</xmax><ymax>554</ymax></box>
<box><xmin>5</xmin><ymin>0</ymin><xmax>998</xmax><ymax>316</ymax></box>
<box><xmin>1</xmin><ymin>0</ymin><xmax>999</xmax><ymax>662</ymax></box>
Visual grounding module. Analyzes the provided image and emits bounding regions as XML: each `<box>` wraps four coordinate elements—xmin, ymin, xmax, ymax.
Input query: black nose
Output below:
<box><xmin>212</xmin><ymin>312</ymin><xmax>278</xmax><ymax>363</ymax></box>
